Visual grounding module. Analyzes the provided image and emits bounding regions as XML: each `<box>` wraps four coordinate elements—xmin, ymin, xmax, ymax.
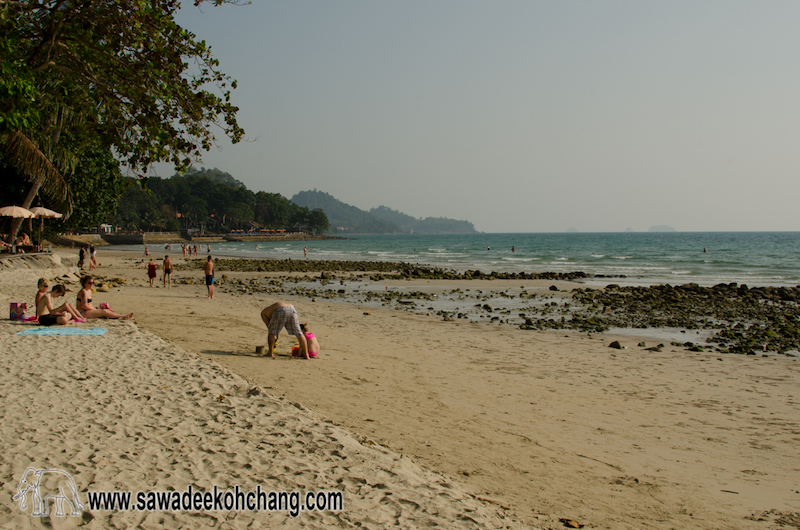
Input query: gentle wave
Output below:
<box><xmin>109</xmin><ymin>232</ymin><xmax>800</xmax><ymax>286</ymax></box>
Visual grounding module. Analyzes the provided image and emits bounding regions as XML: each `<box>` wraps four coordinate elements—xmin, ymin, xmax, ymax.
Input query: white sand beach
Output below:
<box><xmin>0</xmin><ymin>255</ymin><xmax>525</xmax><ymax>529</ymax></box>
<box><xmin>2</xmin><ymin>250</ymin><xmax>799</xmax><ymax>529</ymax></box>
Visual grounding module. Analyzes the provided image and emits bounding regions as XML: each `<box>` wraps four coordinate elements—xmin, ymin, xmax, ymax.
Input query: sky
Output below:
<box><xmin>149</xmin><ymin>1</ymin><xmax>800</xmax><ymax>233</ymax></box>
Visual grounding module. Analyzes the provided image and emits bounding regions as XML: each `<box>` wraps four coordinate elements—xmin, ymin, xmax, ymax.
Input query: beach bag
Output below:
<box><xmin>9</xmin><ymin>302</ymin><xmax>27</xmax><ymax>320</ymax></box>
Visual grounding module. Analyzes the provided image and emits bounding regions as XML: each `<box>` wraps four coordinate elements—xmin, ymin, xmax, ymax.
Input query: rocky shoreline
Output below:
<box><xmin>526</xmin><ymin>283</ymin><xmax>800</xmax><ymax>356</ymax></box>
<box><xmin>180</xmin><ymin>257</ymin><xmax>598</xmax><ymax>281</ymax></box>
<box><xmin>166</xmin><ymin>258</ymin><xmax>800</xmax><ymax>357</ymax></box>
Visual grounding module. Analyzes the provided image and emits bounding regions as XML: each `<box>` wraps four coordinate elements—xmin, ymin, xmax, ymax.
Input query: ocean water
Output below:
<box><xmin>132</xmin><ymin>232</ymin><xmax>800</xmax><ymax>286</ymax></box>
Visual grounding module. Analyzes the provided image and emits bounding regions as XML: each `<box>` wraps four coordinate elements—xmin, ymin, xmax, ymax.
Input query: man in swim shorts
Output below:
<box><xmin>204</xmin><ymin>255</ymin><xmax>214</xmax><ymax>299</ymax></box>
<box><xmin>163</xmin><ymin>255</ymin><xmax>173</xmax><ymax>288</ymax></box>
<box><xmin>260</xmin><ymin>301</ymin><xmax>309</xmax><ymax>359</ymax></box>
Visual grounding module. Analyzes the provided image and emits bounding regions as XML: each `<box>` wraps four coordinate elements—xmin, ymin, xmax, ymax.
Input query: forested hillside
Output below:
<box><xmin>291</xmin><ymin>190</ymin><xmax>402</xmax><ymax>234</ymax></box>
<box><xmin>292</xmin><ymin>190</ymin><xmax>477</xmax><ymax>234</ymax></box>
<box><xmin>112</xmin><ymin>168</ymin><xmax>329</xmax><ymax>234</ymax></box>
<box><xmin>370</xmin><ymin>206</ymin><xmax>477</xmax><ymax>234</ymax></box>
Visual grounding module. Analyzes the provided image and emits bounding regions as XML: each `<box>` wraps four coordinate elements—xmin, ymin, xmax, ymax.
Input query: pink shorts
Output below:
<box><xmin>292</xmin><ymin>347</ymin><xmax>318</xmax><ymax>358</ymax></box>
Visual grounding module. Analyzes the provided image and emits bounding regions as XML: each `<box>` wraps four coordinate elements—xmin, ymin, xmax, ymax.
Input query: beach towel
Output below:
<box><xmin>16</xmin><ymin>327</ymin><xmax>107</xmax><ymax>336</ymax></box>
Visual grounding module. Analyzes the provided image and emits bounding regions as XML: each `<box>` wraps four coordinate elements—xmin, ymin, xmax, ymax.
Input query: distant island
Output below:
<box><xmin>292</xmin><ymin>190</ymin><xmax>478</xmax><ymax>235</ymax></box>
<box><xmin>648</xmin><ymin>225</ymin><xmax>677</xmax><ymax>232</ymax></box>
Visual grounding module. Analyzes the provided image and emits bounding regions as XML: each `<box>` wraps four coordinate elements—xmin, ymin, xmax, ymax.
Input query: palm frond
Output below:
<box><xmin>0</xmin><ymin>130</ymin><xmax>66</xmax><ymax>199</ymax></box>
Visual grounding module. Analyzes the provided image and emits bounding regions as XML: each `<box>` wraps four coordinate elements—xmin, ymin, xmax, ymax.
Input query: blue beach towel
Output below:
<box><xmin>16</xmin><ymin>327</ymin><xmax>107</xmax><ymax>336</ymax></box>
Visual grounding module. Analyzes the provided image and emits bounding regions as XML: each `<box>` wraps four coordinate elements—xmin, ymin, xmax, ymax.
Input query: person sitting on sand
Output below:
<box><xmin>36</xmin><ymin>279</ymin><xmax>84</xmax><ymax>326</ymax></box>
<box><xmin>163</xmin><ymin>255</ymin><xmax>173</xmax><ymax>288</ymax></box>
<box><xmin>16</xmin><ymin>232</ymin><xmax>31</xmax><ymax>246</ymax></box>
<box><xmin>260</xmin><ymin>301</ymin><xmax>309</xmax><ymax>359</ymax></box>
<box><xmin>147</xmin><ymin>257</ymin><xmax>158</xmax><ymax>287</ymax></box>
<box><xmin>292</xmin><ymin>323</ymin><xmax>320</xmax><ymax>358</ymax></box>
<box><xmin>76</xmin><ymin>276</ymin><xmax>133</xmax><ymax>320</ymax></box>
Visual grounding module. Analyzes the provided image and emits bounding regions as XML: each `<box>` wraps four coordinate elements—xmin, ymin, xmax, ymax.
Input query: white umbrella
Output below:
<box><xmin>0</xmin><ymin>205</ymin><xmax>35</xmax><ymax>218</ymax></box>
<box><xmin>29</xmin><ymin>206</ymin><xmax>63</xmax><ymax>219</ymax></box>
<box><xmin>0</xmin><ymin>206</ymin><xmax>35</xmax><ymax>248</ymax></box>
<box><xmin>29</xmin><ymin>207</ymin><xmax>63</xmax><ymax>247</ymax></box>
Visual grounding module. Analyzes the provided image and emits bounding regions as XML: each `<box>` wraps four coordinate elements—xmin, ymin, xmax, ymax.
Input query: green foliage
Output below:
<box><xmin>55</xmin><ymin>138</ymin><xmax>126</xmax><ymax>230</ymax></box>
<box><xmin>113</xmin><ymin>172</ymin><xmax>329</xmax><ymax>234</ymax></box>
<box><xmin>0</xmin><ymin>1</ymin><xmax>246</xmax><ymax>241</ymax></box>
<box><xmin>0</xmin><ymin>133</ymin><xmax>125</xmax><ymax>233</ymax></box>
<box><xmin>0</xmin><ymin>38</ymin><xmax>37</xmax><ymax>131</ymax></box>
<box><xmin>0</xmin><ymin>1</ymin><xmax>245</xmax><ymax>172</ymax></box>
<box><xmin>184</xmin><ymin>166</ymin><xmax>246</xmax><ymax>188</ymax></box>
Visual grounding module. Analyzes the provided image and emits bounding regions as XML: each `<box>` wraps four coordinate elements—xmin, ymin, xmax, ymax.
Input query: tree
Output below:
<box><xmin>255</xmin><ymin>191</ymin><xmax>294</xmax><ymax>228</ymax></box>
<box><xmin>54</xmin><ymin>136</ymin><xmax>125</xmax><ymax>231</ymax></box>
<box><xmin>225</xmin><ymin>201</ymin><xmax>254</xmax><ymax>228</ymax></box>
<box><xmin>183</xmin><ymin>196</ymin><xmax>208</xmax><ymax>226</ymax></box>
<box><xmin>0</xmin><ymin>0</ymin><xmax>245</xmax><ymax>241</ymax></box>
<box><xmin>307</xmin><ymin>208</ymin><xmax>330</xmax><ymax>235</ymax></box>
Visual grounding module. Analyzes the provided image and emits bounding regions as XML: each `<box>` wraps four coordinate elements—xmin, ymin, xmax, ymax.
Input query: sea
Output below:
<box><xmin>130</xmin><ymin>232</ymin><xmax>800</xmax><ymax>287</ymax></box>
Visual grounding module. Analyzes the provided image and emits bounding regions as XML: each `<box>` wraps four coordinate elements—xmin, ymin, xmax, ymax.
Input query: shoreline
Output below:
<box><xmin>5</xmin><ymin>250</ymin><xmax>799</xmax><ymax>529</ymax></box>
<box><xmin>101</xmin><ymin>251</ymin><xmax>800</xmax><ymax>356</ymax></box>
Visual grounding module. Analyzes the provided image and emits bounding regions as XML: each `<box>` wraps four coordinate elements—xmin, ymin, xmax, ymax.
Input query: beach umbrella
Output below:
<box><xmin>29</xmin><ymin>206</ymin><xmax>63</xmax><ymax>219</ymax></box>
<box><xmin>0</xmin><ymin>205</ymin><xmax>35</xmax><ymax>218</ymax></box>
<box><xmin>29</xmin><ymin>206</ymin><xmax>63</xmax><ymax>246</ymax></box>
<box><xmin>0</xmin><ymin>206</ymin><xmax>35</xmax><ymax>244</ymax></box>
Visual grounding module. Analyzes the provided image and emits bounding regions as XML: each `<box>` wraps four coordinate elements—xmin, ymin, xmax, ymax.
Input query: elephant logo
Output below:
<box><xmin>13</xmin><ymin>467</ymin><xmax>86</xmax><ymax>517</ymax></box>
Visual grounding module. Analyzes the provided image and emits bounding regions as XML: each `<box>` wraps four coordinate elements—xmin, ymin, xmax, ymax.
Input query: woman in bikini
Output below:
<box><xmin>76</xmin><ymin>276</ymin><xmax>133</xmax><ymax>320</ymax></box>
<box><xmin>292</xmin><ymin>323</ymin><xmax>320</xmax><ymax>358</ymax></box>
<box><xmin>36</xmin><ymin>279</ymin><xmax>84</xmax><ymax>325</ymax></box>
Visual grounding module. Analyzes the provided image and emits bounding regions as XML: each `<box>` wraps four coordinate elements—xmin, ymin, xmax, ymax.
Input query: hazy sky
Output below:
<box><xmin>150</xmin><ymin>1</ymin><xmax>800</xmax><ymax>233</ymax></box>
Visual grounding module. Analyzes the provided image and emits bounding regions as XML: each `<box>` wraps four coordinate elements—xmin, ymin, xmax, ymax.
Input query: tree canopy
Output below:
<box><xmin>0</xmin><ymin>0</ymin><xmax>245</xmax><ymax>240</ymax></box>
<box><xmin>113</xmin><ymin>170</ymin><xmax>330</xmax><ymax>235</ymax></box>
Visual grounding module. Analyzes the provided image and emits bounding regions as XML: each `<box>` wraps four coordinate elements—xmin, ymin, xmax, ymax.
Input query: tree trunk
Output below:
<box><xmin>8</xmin><ymin>178</ymin><xmax>43</xmax><ymax>244</ymax></box>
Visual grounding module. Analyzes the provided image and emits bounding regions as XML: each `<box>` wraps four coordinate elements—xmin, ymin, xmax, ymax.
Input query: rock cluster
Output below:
<box><xmin>179</xmin><ymin>258</ymin><xmax>595</xmax><ymax>282</ymax></box>
<box><xmin>520</xmin><ymin>283</ymin><xmax>800</xmax><ymax>355</ymax></box>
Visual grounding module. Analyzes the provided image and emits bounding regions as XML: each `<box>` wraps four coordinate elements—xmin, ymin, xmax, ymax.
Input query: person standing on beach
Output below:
<box><xmin>89</xmin><ymin>245</ymin><xmax>98</xmax><ymax>270</ymax></box>
<box><xmin>147</xmin><ymin>257</ymin><xmax>158</xmax><ymax>287</ymax></box>
<box><xmin>78</xmin><ymin>245</ymin><xmax>85</xmax><ymax>269</ymax></box>
<box><xmin>304</xmin><ymin>247</ymin><xmax>307</xmax><ymax>258</ymax></box>
<box><xmin>260</xmin><ymin>302</ymin><xmax>309</xmax><ymax>359</ymax></box>
<box><xmin>163</xmin><ymin>255</ymin><xmax>173</xmax><ymax>288</ymax></box>
<box><xmin>204</xmin><ymin>256</ymin><xmax>214</xmax><ymax>299</ymax></box>
<box><xmin>144</xmin><ymin>246</ymin><xmax>150</xmax><ymax>256</ymax></box>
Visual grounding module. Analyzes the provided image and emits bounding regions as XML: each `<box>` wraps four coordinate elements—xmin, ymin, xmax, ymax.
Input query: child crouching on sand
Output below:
<box><xmin>293</xmin><ymin>323</ymin><xmax>320</xmax><ymax>358</ymax></box>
